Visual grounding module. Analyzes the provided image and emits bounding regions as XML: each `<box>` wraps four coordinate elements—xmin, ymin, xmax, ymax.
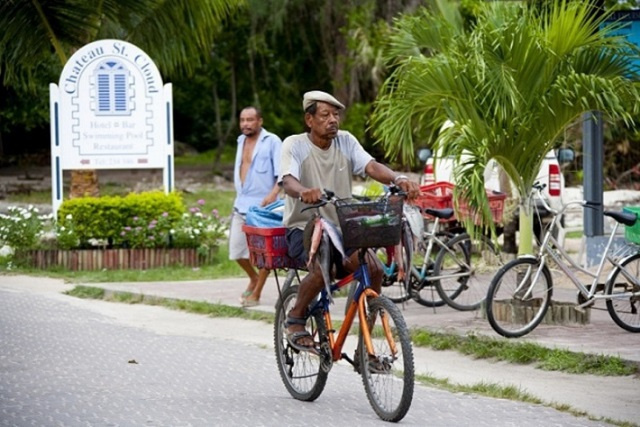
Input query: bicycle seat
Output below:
<box><xmin>422</xmin><ymin>207</ymin><xmax>455</xmax><ymax>220</ymax></box>
<box><xmin>604</xmin><ymin>210</ymin><xmax>637</xmax><ymax>227</ymax></box>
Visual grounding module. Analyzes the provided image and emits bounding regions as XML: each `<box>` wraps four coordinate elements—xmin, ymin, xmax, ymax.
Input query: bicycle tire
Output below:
<box><xmin>378</xmin><ymin>222</ymin><xmax>413</xmax><ymax>303</ymax></box>
<box><xmin>435</xmin><ymin>234</ymin><xmax>503</xmax><ymax>311</ymax></box>
<box><xmin>281</xmin><ymin>269</ymin><xmax>302</xmax><ymax>294</ymax></box>
<box><xmin>485</xmin><ymin>258</ymin><xmax>553</xmax><ymax>338</ymax></box>
<box><xmin>359</xmin><ymin>295</ymin><xmax>414</xmax><ymax>422</ymax></box>
<box><xmin>605</xmin><ymin>253</ymin><xmax>640</xmax><ymax>332</ymax></box>
<box><xmin>274</xmin><ymin>285</ymin><xmax>328</xmax><ymax>401</ymax></box>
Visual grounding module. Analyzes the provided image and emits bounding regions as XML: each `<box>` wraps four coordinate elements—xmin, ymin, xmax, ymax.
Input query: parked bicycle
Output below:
<box><xmin>273</xmin><ymin>189</ymin><xmax>415</xmax><ymax>422</ymax></box>
<box><xmin>377</xmin><ymin>203</ymin><xmax>420</xmax><ymax>304</ymax></box>
<box><xmin>485</xmin><ymin>183</ymin><xmax>640</xmax><ymax>338</ymax></box>
<box><xmin>380</xmin><ymin>205</ymin><xmax>504</xmax><ymax>312</ymax></box>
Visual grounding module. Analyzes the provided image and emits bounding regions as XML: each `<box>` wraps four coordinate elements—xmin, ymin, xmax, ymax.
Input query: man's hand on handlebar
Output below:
<box><xmin>396</xmin><ymin>179</ymin><xmax>420</xmax><ymax>201</ymax></box>
<box><xmin>299</xmin><ymin>188</ymin><xmax>324</xmax><ymax>204</ymax></box>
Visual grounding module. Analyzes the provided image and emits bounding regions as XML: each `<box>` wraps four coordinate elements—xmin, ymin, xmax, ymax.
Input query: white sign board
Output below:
<box><xmin>50</xmin><ymin>39</ymin><xmax>174</xmax><ymax>218</ymax></box>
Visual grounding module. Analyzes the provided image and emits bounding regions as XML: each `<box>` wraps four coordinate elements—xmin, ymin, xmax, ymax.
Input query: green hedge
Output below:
<box><xmin>58</xmin><ymin>191</ymin><xmax>184</xmax><ymax>247</ymax></box>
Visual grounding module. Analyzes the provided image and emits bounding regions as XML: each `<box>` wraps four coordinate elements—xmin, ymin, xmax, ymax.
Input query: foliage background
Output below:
<box><xmin>1</xmin><ymin>0</ymin><xmax>639</xmax><ymax>185</ymax></box>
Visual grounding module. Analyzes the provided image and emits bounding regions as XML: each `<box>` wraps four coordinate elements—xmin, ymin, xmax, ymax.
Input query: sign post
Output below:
<box><xmin>581</xmin><ymin>10</ymin><xmax>640</xmax><ymax>265</ymax></box>
<box><xmin>50</xmin><ymin>39</ymin><xmax>174</xmax><ymax>219</ymax></box>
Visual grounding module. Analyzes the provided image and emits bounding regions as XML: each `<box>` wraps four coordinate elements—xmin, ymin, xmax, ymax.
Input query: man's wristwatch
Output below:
<box><xmin>393</xmin><ymin>175</ymin><xmax>409</xmax><ymax>185</ymax></box>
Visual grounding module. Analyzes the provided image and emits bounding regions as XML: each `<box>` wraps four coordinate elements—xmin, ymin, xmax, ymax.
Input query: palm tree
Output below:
<box><xmin>0</xmin><ymin>0</ymin><xmax>242</xmax><ymax>197</ymax></box>
<box><xmin>371</xmin><ymin>0</ymin><xmax>640</xmax><ymax>254</ymax></box>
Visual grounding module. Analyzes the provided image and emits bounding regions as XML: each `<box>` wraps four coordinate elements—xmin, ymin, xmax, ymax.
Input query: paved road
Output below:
<box><xmin>0</xmin><ymin>279</ymin><xmax>614</xmax><ymax>427</ymax></box>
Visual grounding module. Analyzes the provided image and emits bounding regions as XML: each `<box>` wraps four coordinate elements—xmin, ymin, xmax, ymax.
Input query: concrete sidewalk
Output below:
<box><xmin>3</xmin><ymin>274</ymin><xmax>639</xmax><ymax>425</ymax></box>
<box><xmin>90</xmin><ymin>274</ymin><xmax>640</xmax><ymax>364</ymax></box>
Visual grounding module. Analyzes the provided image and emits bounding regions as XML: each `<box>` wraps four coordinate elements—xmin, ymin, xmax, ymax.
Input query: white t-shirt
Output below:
<box><xmin>279</xmin><ymin>130</ymin><xmax>373</xmax><ymax>230</ymax></box>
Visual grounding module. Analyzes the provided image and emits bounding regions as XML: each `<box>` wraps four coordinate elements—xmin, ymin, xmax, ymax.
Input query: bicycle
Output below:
<box><xmin>485</xmin><ymin>183</ymin><xmax>640</xmax><ymax>338</ymax></box>
<box><xmin>380</xmin><ymin>206</ymin><xmax>504</xmax><ymax>312</ymax></box>
<box><xmin>273</xmin><ymin>189</ymin><xmax>415</xmax><ymax>422</ymax></box>
<box><xmin>376</xmin><ymin>203</ymin><xmax>420</xmax><ymax>304</ymax></box>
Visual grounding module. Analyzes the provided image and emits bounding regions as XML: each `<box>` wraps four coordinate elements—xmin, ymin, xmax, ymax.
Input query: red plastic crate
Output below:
<box><xmin>456</xmin><ymin>191</ymin><xmax>507</xmax><ymax>225</ymax></box>
<box><xmin>414</xmin><ymin>182</ymin><xmax>456</xmax><ymax>222</ymax></box>
<box><xmin>242</xmin><ymin>225</ymin><xmax>300</xmax><ymax>269</ymax></box>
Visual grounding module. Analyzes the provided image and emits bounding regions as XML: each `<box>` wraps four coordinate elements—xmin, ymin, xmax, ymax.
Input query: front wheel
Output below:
<box><xmin>605</xmin><ymin>253</ymin><xmax>640</xmax><ymax>332</ymax></box>
<box><xmin>359</xmin><ymin>295</ymin><xmax>414</xmax><ymax>422</ymax></box>
<box><xmin>274</xmin><ymin>285</ymin><xmax>328</xmax><ymax>401</ymax></box>
<box><xmin>485</xmin><ymin>258</ymin><xmax>553</xmax><ymax>338</ymax></box>
<box><xmin>434</xmin><ymin>234</ymin><xmax>503</xmax><ymax>311</ymax></box>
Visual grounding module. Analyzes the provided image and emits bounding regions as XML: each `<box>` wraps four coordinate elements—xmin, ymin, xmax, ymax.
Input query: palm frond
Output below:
<box><xmin>371</xmin><ymin>0</ymin><xmax>640</xmax><ymax>228</ymax></box>
<box><xmin>0</xmin><ymin>0</ymin><xmax>243</xmax><ymax>87</ymax></box>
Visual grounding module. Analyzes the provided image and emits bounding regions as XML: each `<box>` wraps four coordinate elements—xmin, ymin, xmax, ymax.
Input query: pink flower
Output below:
<box><xmin>197</xmin><ymin>199</ymin><xmax>205</xmax><ymax>205</ymax></box>
<box><xmin>162</xmin><ymin>212</ymin><xmax>169</xmax><ymax>217</ymax></box>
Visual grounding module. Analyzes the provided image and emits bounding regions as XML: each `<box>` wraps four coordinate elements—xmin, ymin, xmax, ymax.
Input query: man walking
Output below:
<box><xmin>229</xmin><ymin>106</ymin><xmax>282</xmax><ymax>307</ymax></box>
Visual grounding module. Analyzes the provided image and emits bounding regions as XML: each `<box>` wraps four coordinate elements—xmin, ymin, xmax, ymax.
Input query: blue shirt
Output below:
<box><xmin>233</xmin><ymin>128</ymin><xmax>282</xmax><ymax>214</ymax></box>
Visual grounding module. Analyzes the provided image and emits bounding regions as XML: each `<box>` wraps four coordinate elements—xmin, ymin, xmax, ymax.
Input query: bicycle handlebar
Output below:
<box><xmin>531</xmin><ymin>181</ymin><xmax>602</xmax><ymax>218</ymax></box>
<box><xmin>299</xmin><ymin>185</ymin><xmax>407</xmax><ymax>213</ymax></box>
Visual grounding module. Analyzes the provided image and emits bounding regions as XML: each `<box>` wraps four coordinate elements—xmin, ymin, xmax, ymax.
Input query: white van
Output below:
<box><xmin>418</xmin><ymin>122</ymin><xmax>574</xmax><ymax>238</ymax></box>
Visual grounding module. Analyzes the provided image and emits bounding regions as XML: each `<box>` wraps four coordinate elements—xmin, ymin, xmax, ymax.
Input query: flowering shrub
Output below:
<box><xmin>0</xmin><ymin>198</ymin><xmax>228</xmax><ymax>256</ymax></box>
<box><xmin>0</xmin><ymin>206</ymin><xmax>44</xmax><ymax>250</ymax></box>
<box><xmin>169</xmin><ymin>200</ymin><xmax>227</xmax><ymax>255</ymax></box>
<box><xmin>116</xmin><ymin>199</ymin><xmax>227</xmax><ymax>254</ymax></box>
<box><xmin>117</xmin><ymin>212</ymin><xmax>173</xmax><ymax>249</ymax></box>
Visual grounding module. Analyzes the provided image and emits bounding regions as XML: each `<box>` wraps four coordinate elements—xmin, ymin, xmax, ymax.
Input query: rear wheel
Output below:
<box><xmin>435</xmin><ymin>234</ymin><xmax>503</xmax><ymax>311</ymax></box>
<box><xmin>274</xmin><ymin>285</ymin><xmax>328</xmax><ymax>401</ymax></box>
<box><xmin>605</xmin><ymin>253</ymin><xmax>640</xmax><ymax>332</ymax></box>
<box><xmin>485</xmin><ymin>258</ymin><xmax>553</xmax><ymax>338</ymax></box>
<box><xmin>280</xmin><ymin>269</ymin><xmax>303</xmax><ymax>294</ymax></box>
<box><xmin>359</xmin><ymin>295</ymin><xmax>414</xmax><ymax>422</ymax></box>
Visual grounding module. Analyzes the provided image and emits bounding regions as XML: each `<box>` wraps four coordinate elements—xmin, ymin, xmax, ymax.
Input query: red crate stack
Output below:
<box><xmin>456</xmin><ymin>190</ymin><xmax>507</xmax><ymax>225</ymax></box>
<box><xmin>414</xmin><ymin>182</ymin><xmax>456</xmax><ymax>222</ymax></box>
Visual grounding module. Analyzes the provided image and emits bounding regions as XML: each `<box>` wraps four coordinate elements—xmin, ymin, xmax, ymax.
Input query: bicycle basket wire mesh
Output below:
<box><xmin>336</xmin><ymin>196</ymin><xmax>403</xmax><ymax>249</ymax></box>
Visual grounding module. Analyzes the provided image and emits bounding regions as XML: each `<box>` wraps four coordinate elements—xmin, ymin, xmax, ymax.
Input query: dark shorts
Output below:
<box><xmin>285</xmin><ymin>228</ymin><xmax>354</xmax><ymax>279</ymax></box>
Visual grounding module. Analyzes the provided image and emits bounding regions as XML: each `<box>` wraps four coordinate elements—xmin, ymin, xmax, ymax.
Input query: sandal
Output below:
<box><xmin>285</xmin><ymin>316</ymin><xmax>319</xmax><ymax>355</ymax></box>
<box><xmin>242</xmin><ymin>298</ymin><xmax>260</xmax><ymax>308</ymax></box>
<box><xmin>239</xmin><ymin>291</ymin><xmax>252</xmax><ymax>304</ymax></box>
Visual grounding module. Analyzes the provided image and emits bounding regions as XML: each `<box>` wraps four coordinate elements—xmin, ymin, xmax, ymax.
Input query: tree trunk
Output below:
<box><xmin>70</xmin><ymin>170</ymin><xmax>100</xmax><ymax>198</ymax></box>
<box><xmin>212</xmin><ymin>62</ymin><xmax>237</xmax><ymax>174</ymax></box>
<box><xmin>518</xmin><ymin>203</ymin><xmax>535</xmax><ymax>256</ymax></box>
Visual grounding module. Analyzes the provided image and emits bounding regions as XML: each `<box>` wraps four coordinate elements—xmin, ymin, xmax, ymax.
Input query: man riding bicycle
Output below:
<box><xmin>279</xmin><ymin>90</ymin><xmax>420</xmax><ymax>352</ymax></box>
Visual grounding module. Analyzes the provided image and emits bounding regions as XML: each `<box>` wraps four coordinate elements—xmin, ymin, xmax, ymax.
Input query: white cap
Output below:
<box><xmin>302</xmin><ymin>90</ymin><xmax>345</xmax><ymax>111</ymax></box>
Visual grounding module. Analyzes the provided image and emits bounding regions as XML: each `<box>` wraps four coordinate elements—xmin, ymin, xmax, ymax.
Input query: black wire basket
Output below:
<box><xmin>336</xmin><ymin>196</ymin><xmax>403</xmax><ymax>249</ymax></box>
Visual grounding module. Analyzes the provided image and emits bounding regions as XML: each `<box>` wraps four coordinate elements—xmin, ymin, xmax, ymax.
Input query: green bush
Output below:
<box><xmin>58</xmin><ymin>191</ymin><xmax>184</xmax><ymax>247</ymax></box>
